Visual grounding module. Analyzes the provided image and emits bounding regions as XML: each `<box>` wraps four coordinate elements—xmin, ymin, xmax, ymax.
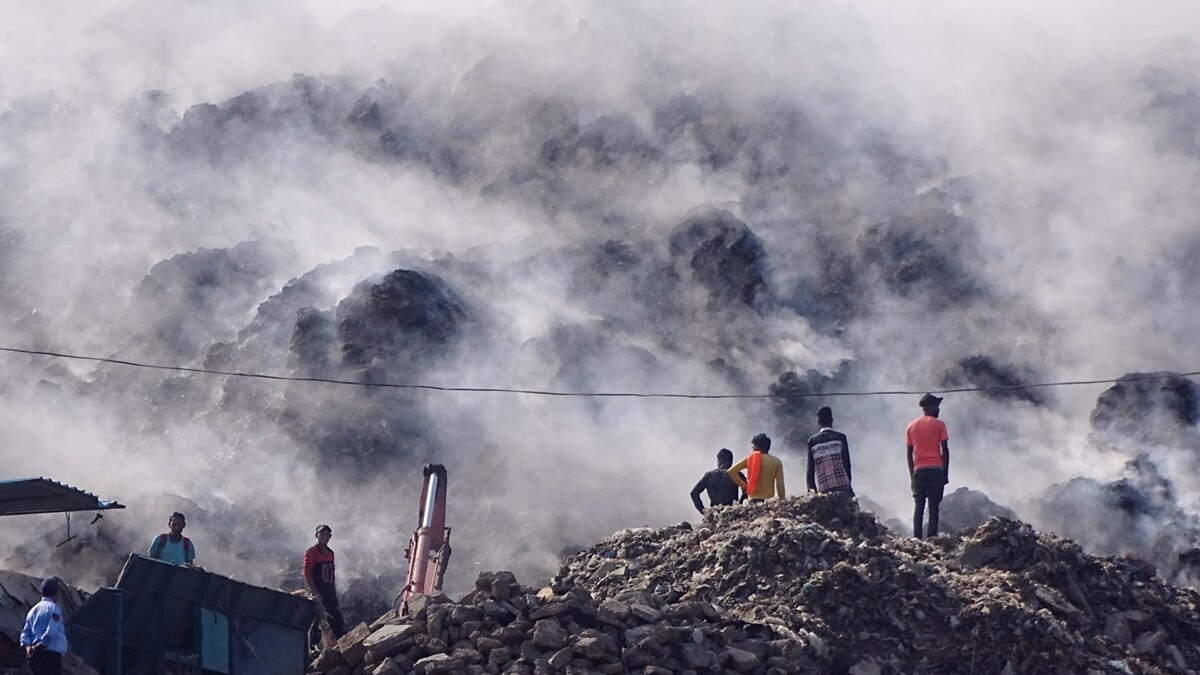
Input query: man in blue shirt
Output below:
<box><xmin>148</xmin><ymin>512</ymin><xmax>197</xmax><ymax>566</ymax></box>
<box><xmin>20</xmin><ymin>577</ymin><xmax>68</xmax><ymax>675</ymax></box>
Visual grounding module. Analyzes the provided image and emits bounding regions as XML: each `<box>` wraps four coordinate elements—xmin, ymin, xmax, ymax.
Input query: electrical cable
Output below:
<box><xmin>1</xmin><ymin>345</ymin><xmax>1196</xmax><ymax>400</ymax></box>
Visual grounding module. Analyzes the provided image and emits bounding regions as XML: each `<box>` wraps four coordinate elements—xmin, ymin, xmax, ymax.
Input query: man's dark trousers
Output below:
<box><xmin>912</xmin><ymin>467</ymin><xmax>946</xmax><ymax>538</ymax></box>
<box><xmin>29</xmin><ymin>649</ymin><xmax>63</xmax><ymax>675</ymax></box>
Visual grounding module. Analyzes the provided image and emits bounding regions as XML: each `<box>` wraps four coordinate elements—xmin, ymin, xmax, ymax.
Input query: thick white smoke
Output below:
<box><xmin>2</xmin><ymin>0</ymin><xmax>1200</xmax><ymax>612</ymax></box>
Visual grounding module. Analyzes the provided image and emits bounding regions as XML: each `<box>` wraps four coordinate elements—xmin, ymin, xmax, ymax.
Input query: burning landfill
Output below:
<box><xmin>303</xmin><ymin>495</ymin><xmax>1200</xmax><ymax>675</ymax></box>
<box><xmin>7</xmin><ymin>3</ymin><xmax>1200</xmax><ymax>675</ymax></box>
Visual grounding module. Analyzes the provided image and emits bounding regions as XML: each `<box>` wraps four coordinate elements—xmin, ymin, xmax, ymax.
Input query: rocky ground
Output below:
<box><xmin>306</xmin><ymin>494</ymin><xmax>1200</xmax><ymax>675</ymax></box>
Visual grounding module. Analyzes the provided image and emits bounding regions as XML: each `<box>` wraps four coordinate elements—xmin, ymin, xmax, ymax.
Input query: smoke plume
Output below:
<box><xmin>2</xmin><ymin>0</ymin><xmax>1200</xmax><ymax>618</ymax></box>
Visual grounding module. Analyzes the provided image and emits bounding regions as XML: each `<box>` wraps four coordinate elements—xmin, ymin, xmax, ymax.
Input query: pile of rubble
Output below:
<box><xmin>305</xmin><ymin>572</ymin><xmax>822</xmax><ymax>675</ymax></box>
<box><xmin>310</xmin><ymin>494</ymin><xmax>1200</xmax><ymax>674</ymax></box>
<box><xmin>558</xmin><ymin>494</ymin><xmax>1200</xmax><ymax>674</ymax></box>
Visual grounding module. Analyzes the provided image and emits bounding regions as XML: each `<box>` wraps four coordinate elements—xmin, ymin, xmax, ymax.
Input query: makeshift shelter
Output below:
<box><xmin>70</xmin><ymin>555</ymin><xmax>315</xmax><ymax>675</ymax></box>
<box><xmin>0</xmin><ymin>477</ymin><xmax>125</xmax><ymax>517</ymax></box>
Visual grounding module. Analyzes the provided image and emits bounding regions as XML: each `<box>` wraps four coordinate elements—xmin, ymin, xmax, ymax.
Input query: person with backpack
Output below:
<box><xmin>147</xmin><ymin>512</ymin><xmax>196</xmax><ymax>566</ymax></box>
<box><xmin>727</xmin><ymin>433</ymin><xmax>786</xmax><ymax>503</ymax></box>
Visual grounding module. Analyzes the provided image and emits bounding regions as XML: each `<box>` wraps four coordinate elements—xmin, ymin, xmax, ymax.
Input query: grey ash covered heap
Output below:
<box><xmin>308</xmin><ymin>495</ymin><xmax>1200</xmax><ymax>675</ymax></box>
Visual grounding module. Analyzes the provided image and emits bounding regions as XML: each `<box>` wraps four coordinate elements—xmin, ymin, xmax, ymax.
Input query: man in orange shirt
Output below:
<box><xmin>906</xmin><ymin>393</ymin><xmax>950</xmax><ymax>539</ymax></box>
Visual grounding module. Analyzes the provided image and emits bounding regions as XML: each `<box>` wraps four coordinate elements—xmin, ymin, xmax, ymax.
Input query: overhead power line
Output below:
<box><xmin>0</xmin><ymin>345</ymin><xmax>1196</xmax><ymax>400</ymax></box>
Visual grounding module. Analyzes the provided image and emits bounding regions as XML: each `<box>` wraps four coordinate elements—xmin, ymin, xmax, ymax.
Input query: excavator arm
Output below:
<box><xmin>397</xmin><ymin>463</ymin><xmax>451</xmax><ymax>615</ymax></box>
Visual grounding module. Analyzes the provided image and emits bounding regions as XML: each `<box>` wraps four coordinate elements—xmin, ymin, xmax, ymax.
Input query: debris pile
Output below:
<box><xmin>308</xmin><ymin>494</ymin><xmax>1200</xmax><ymax>674</ymax></box>
<box><xmin>305</xmin><ymin>572</ymin><xmax>821</xmax><ymax>675</ymax></box>
<box><xmin>557</xmin><ymin>494</ymin><xmax>1200</xmax><ymax>674</ymax></box>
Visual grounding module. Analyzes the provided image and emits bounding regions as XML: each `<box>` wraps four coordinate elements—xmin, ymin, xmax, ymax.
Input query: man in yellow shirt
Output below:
<box><xmin>728</xmin><ymin>433</ymin><xmax>785</xmax><ymax>502</ymax></box>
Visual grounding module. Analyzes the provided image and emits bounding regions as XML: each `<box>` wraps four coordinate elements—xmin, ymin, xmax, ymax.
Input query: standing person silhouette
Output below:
<box><xmin>20</xmin><ymin>577</ymin><xmax>68</xmax><ymax>675</ymax></box>
<box><xmin>304</xmin><ymin>524</ymin><xmax>347</xmax><ymax>639</ymax></box>
<box><xmin>907</xmin><ymin>393</ymin><xmax>950</xmax><ymax>538</ymax></box>
<box><xmin>147</xmin><ymin>512</ymin><xmax>196</xmax><ymax>566</ymax></box>
<box><xmin>690</xmin><ymin>448</ymin><xmax>746</xmax><ymax>513</ymax></box>
<box><xmin>728</xmin><ymin>433</ymin><xmax>785</xmax><ymax>503</ymax></box>
<box><xmin>807</xmin><ymin>406</ymin><xmax>853</xmax><ymax>496</ymax></box>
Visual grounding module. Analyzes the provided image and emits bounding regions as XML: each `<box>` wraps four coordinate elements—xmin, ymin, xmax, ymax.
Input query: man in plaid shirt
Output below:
<box><xmin>806</xmin><ymin>406</ymin><xmax>854</xmax><ymax>496</ymax></box>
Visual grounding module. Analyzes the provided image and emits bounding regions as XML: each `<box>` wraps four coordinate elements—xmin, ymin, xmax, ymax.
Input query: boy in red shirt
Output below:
<box><xmin>906</xmin><ymin>393</ymin><xmax>950</xmax><ymax>539</ymax></box>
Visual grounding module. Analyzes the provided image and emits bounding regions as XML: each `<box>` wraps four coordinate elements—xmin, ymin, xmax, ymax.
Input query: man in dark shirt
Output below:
<box><xmin>304</xmin><ymin>524</ymin><xmax>346</xmax><ymax>640</ymax></box>
<box><xmin>807</xmin><ymin>406</ymin><xmax>853</xmax><ymax>496</ymax></box>
<box><xmin>690</xmin><ymin>448</ymin><xmax>746</xmax><ymax>513</ymax></box>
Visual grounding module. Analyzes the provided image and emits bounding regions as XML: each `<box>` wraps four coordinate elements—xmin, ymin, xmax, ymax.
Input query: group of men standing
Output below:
<box><xmin>18</xmin><ymin>394</ymin><xmax>951</xmax><ymax>673</ymax></box>
<box><xmin>141</xmin><ymin>513</ymin><xmax>348</xmax><ymax>640</ymax></box>
<box><xmin>690</xmin><ymin>392</ymin><xmax>951</xmax><ymax>540</ymax></box>
<box><xmin>19</xmin><ymin>512</ymin><xmax>347</xmax><ymax>674</ymax></box>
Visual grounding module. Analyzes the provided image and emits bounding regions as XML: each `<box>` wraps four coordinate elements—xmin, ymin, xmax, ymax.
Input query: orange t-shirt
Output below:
<box><xmin>906</xmin><ymin>415</ymin><xmax>948</xmax><ymax>470</ymax></box>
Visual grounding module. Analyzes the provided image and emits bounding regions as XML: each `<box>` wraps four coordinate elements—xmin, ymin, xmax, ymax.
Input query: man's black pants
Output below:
<box><xmin>29</xmin><ymin>649</ymin><xmax>63</xmax><ymax>675</ymax></box>
<box><xmin>315</xmin><ymin>593</ymin><xmax>347</xmax><ymax>639</ymax></box>
<box><xmin>327</xmin><ymin>604</ymin><xmax>347</xmax><ymax>638</ymax></box>
<box><xmin>912</xmin><ymin>467</ymin><xmax>946</xmax><ymax>539</ymax></box>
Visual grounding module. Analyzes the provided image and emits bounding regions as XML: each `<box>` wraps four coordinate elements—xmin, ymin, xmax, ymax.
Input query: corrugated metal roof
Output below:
<box><xmin>0</xmin><ymin>477</ymin><xmax>126</xmax><ymax>516</ymax></box>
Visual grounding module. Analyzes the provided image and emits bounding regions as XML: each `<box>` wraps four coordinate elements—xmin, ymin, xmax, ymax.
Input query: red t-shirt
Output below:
<box><xmin>906</xmin><ymin>415</ymin><xmax>948</xmax><ymax>470</ymax></box>
<box><xmin>303</xmin><ymin>545</ymin><xmax>337</xmax><ymax>599</ymax></box>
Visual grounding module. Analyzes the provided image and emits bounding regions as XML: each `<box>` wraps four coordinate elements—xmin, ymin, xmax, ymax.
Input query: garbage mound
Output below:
<box><xmin>308</xmin><ymin>494</ymin><xmax>1200</xmax><ymax>674</ymax></box>
<box><xmin>556</xmin><ymin>494</ymin><xmax>1200</xmax><ymax>674</ymax></box>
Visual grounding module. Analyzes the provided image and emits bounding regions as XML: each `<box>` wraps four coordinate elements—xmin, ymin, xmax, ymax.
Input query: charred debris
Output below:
<box><xmin>307</xmin><ymin>495</ymin><xmax>1200</xmax><ymax>675</ymax></box>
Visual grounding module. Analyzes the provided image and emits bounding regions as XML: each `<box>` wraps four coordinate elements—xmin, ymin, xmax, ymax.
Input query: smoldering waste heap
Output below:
<box><xmin>308</xmin><ymin>494</ymin><xmax>1200</xmax><ymax>675</ymax></box>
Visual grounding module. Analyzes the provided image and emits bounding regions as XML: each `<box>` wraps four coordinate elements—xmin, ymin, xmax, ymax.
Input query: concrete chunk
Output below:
<box><xmin>336</xmin><ymin>622</ymin><xmax>373</xmax><ymax>666</ymax></box>
<box><xmin>363</xmin><ymin>623</ymin><xmax>419</xmax><ymax>656</ymax></box>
